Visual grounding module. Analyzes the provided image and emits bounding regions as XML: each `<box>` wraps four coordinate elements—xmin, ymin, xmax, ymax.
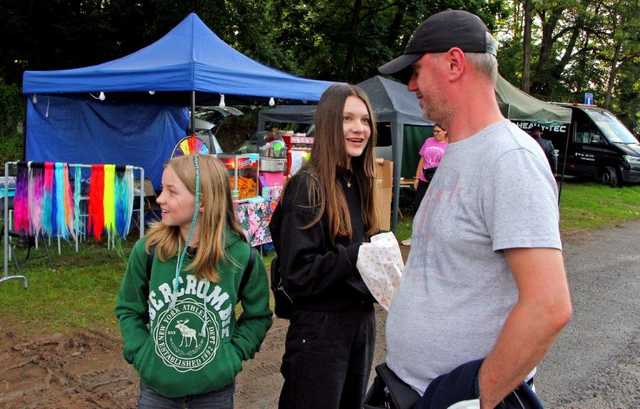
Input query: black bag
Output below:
<box><xmin>363</xmin><ymin>363</ymin><xmax>420</xmax><ymax>409</ymax></box>
<box><xmin>270</xmin><ymin>256</ymin><xmax>294</xmax><ymax>319</ymax></box>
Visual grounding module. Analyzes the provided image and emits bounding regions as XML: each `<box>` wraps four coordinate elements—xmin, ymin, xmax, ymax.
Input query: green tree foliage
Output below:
<box><xmin>499</xmin><ymin>0</ymin><xmax>640</xmax><ymax>130</ymax></box>
<box><xmin>0</xmin><ymin>0</ymin><xmax>638</xmax><ymax>131</ymax></box>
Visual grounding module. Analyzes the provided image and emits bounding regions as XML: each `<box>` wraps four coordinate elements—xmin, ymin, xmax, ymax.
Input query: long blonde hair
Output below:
<box><xmin>145</xmin><ymin>155</ymin><xmax>245</xmax><ymax>282</ymax></box>
<box><xmin>305</xmin><ymin>83</ymin><xmax>379</xmax><ymax>239</ymax></box>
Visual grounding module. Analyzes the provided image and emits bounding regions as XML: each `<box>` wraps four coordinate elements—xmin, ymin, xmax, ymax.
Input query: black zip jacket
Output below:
<box><xmin>269</xmin><ymin>168</ymin><xmax>375</xmax><ymax>312</ymax></box>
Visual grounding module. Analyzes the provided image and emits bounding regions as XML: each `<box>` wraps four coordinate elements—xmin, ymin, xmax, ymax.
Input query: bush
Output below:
<box><xmin>0</xmin><ymin>82</ymin><xmax>23</xmax><ymax>137</ymax></box>
<box><xmin>0</xmin><ymin>81</ymin><xmax>25</xmax><ymax>167</ymax></box>
<box><xmin>0</xmin><ymin>131</ymin><xmax>24</xmax><ymax>168</ymax></box>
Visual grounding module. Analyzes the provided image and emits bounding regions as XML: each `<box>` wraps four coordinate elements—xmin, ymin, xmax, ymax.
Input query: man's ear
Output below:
<box><xmin>445</xmin><ymin>48</ymin><xmax>465</xmax><ymax>81</ymax></box>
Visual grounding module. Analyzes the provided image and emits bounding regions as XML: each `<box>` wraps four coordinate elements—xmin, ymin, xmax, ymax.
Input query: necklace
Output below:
<box><xmin>346</xmin><ymin>175</ymin><xmax>352</xmax><ymax>188</ymax></box>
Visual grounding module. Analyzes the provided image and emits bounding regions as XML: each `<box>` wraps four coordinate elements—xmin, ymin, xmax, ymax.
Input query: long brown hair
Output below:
<box><xmin>304</xmin><ymin>83</ymin><xmax>378</xmax><ymax>239</ymax></box>
<box><xmin>145</xmin><ymin>155</ymin><xmax>245</xmax><ymax>282</ymax></box>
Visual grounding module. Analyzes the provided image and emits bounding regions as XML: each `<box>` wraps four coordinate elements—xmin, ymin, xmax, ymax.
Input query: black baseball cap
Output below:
<box><xmin>379</xmin><ymin>10</ymin><xmax>498</xmax><ymax>75</ymax></box>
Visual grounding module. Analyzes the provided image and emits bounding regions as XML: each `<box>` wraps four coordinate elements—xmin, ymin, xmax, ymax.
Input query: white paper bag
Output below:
<box><xmin>356</xmin><ymin>232</ymin><xmax>404</xmax><ymax>310</ymax></box>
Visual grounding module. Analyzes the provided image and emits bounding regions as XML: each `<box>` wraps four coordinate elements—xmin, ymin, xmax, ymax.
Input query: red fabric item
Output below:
<box><xmin>88</xmin><ymin>164</ymin><xmax>105</xmax><ymax>240</ymax></box>
<box><xmin>188</xmin><ymin>134</ymin><xmax>197</xmax><ymax>154</ymax></box>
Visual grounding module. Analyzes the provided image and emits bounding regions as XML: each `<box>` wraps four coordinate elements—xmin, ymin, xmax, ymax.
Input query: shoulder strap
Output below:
<box><xmin>146</xmin><ymin>245</ymin><xmax>155</xmax><ymax>281</ymax></box>
<box><xmin>238</xmin><ymin>248</ymin><xmax>256</xmax><ymax>296</ymax></box>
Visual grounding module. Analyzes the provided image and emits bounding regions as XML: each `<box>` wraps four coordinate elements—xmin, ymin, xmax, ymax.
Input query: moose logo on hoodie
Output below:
<box><xmin>149</xmin><ymin>274</ymin><xmax>233</xmax><ymax>373</ymax></box>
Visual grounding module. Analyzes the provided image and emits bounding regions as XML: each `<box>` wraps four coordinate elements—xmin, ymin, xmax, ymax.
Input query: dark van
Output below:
<box><xmin>551</xmin><ymin>104</ymin><xmax>640</xmax><ymax>186</ymax></box>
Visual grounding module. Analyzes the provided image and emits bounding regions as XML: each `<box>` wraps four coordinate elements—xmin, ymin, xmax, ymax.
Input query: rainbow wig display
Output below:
<box><xmin>88</xmin><ymin>164</ymin><xmax>105</xmax><ymax>240</ymax></box>
<box><xmin>13</xmin><ymin>162</ymin><xmax>30</xmax><ymax>235</ymax></box>
<box><xmin>103</xmin><ymin>164</ymin><xmax>116</xmax><ymax>240</ymax></box>
<box><xmin>41</xmin><ymin>162</ymin><xmax>55</xmax><ymax>237</ymax></box>
<box><xmin>28</xmin><ymin>163</ymin><xmax>44</xmax><ymax>238</ymax></box>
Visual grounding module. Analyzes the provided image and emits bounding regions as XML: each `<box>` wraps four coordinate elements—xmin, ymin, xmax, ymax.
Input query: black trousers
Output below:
<box><xmin>278</xmin><ymin>306</ymin><xmax>376</xmax><ymax>409</ymax></box>
<box><xmin>414</xmin><ymin>167</ymin><xmax>437</xmax><ymax>213</ymax></box>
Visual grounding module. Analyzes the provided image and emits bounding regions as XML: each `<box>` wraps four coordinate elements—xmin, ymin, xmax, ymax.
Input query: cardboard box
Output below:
<box><xmin>374</xmin><ymin>159</ymin><xmax>393</xmax><ymax>231</ymax></box>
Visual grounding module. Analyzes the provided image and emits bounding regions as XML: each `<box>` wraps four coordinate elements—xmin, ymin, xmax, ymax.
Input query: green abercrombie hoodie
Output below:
<box><xmin>115</xmin><ymin>229</ymin><xmax>272</xmax><ymax>398</ymax></box>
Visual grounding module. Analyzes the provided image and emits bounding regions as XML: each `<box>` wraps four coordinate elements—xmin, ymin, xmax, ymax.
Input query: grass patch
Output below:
<box><xmin>559</xmin><ymin>181</ymin><xmax>640</xmax><ymax>232</ymax></box>
<box><xmin>0</xmin><ymin>239</ymin><xmax>131</xmax><ymax>336</ymax></box>
<box><xmin>2</xmin><ymin>180</ymin><xmax>640</xmax><ymax>338</ymax></box>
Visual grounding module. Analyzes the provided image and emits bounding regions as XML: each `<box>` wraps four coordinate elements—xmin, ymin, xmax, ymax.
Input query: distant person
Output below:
<box><xmin>402</xmin><ymin>125</ymin><xmax>448</xmax><ymax>246</ymax></box>
<box><xmin>270</xmin><ymin>84</ymin><xmax>379</xmax><ymax>409</ymax></box>
<box><xmin>377</xmin><ymin>9</ymin><xmax>572</xmax><ymax>408</ymax></box>
<box><xmin>529</xmin><ymin>125</ymin><xmax>556</xmax><ymax>171</ymax></box>
<box><xmin>115</xmin><ymin>154</ymin><xmax>272</xmax><ymax>409</ymax></box>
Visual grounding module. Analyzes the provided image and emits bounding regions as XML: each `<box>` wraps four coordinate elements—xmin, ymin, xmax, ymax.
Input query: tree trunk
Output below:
<box><xmin>531</xmin><ymin>8</ymin><xmax>562</xmax><ymax>95</ymax></box>
<box><xmin>387</xmin><ymin>0</ymin><xmax>408</xmax><ymax>50</ymax></box>
<box><xmin>522</xmin><ymin>0</ymin><xmax>533</xmax><ymax>92</ymax></box>
<box><xmin>552</xmin><ymin>18</ymin><xmax>582</xmax><ymax>81</ymax></box>
<box><xmin>344</xmin><ymin>0</ymin><xmax>362</xmax><ymax>82</ymax></box>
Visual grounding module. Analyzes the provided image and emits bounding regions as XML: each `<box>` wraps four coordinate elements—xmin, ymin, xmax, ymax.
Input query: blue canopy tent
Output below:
<box><xmin>23</xmin><ymin>13</ymin><xmax>334</xmax><ymax>188</ymax></box>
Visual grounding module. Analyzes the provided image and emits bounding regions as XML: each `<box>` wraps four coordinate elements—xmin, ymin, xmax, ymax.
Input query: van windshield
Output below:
<box><xmin>583</xmin><ymin>108</ymin><xmax>638</xmax><ymax>144</ymax></box>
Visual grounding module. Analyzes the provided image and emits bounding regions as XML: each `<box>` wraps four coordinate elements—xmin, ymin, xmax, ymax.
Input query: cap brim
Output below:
<box><xmin>378</xmin><ymin>54</ymin><xmax>421</xmax><ymax>75</ymax></box>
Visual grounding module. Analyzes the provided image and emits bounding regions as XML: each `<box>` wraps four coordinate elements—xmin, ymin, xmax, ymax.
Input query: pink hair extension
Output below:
<box><xmin>13</xmin><ymin>162</ymin><xmax>30</xmax><ymax>234</ymax></box>
<box><xmin>41</xmin><ymin>162</ymin><xmax>54</xmax><ymax>237</ymax></box>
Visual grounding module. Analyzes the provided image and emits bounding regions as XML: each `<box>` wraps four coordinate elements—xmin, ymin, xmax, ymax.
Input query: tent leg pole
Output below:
<box><xmin>558</xmin><ymin>121</ymin><xmax>573</xmax><ymax>202</ymax></box>
<box><xmin>190</xmin><ymin>91</ymin><xmax>196</xmax><ymax>135</ymax></box>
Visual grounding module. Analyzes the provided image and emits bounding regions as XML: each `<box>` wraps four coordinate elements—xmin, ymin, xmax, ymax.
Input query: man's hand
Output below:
<box><xmin>478</xmin><ymin>248</ymin><xmax>572</xmax><ymax>409</ymax></box>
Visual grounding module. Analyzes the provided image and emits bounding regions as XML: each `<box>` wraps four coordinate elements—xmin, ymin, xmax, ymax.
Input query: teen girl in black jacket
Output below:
<box><xmin>270</xmin><ymin>83</ymin><xmax>379</xmax><ymax>409</ymax></box>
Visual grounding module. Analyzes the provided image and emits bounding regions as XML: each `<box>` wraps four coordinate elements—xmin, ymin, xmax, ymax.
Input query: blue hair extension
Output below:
<box><xmin>54</xmin><ymin>163</ymin><xmax>68</xmax><ymax>239</ymax></box>
<box><xmin>115</xmin><ymin>167</ymin><xmax>127</xmax><ymax>238</ymax></box>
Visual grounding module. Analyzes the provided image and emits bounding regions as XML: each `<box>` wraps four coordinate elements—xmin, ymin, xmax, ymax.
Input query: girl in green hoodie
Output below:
<box><xmin>115</xmin><ymin>154</ymin><xmax>272</xmax><ymax>408</ymax></box>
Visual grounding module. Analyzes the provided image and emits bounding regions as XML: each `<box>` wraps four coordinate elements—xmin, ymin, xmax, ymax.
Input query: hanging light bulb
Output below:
<box><xmin>148</xmin><ymin>90</ymin><xmax>155</xmax><ymax>95</ymax></box>
<box><xmin>32</xmin><ymin>94</ymin><xmax>38</xmax><ymax>104</ymax></box>
<box><xmin>269</xmin><ymin>97</ymin><xmax>275</xmax><ymax>107</ymax></box>
<box><xmin>219</xmin><ymin>94</ymin><xmax>226</xmax><ymax>108</ymax></box>
<box><xmin>98</xmin><ymin>92</ymin><xmax>106</xmax><ymax>101</ymax></box>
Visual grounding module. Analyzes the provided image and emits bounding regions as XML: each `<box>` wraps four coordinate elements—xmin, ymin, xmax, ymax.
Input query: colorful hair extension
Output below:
<box><xmin>27</xmin><ymin>163</ymin><xmax>35</xmax><ymax>234</ymax></box>
<box><xmin>54</xmin><ymin>163</ymin><xmax>69</xmax><ymax>239</ymax></box>
<box><xmin>63</xmin><ymin>164</ymin><xmax>75</xmax><ymax>238</ymax></box>
<box><xmin>115</xmin><ymin>167</ymin><xmax>126</xmax><ymax>238</ymax></box>
<box><xmin>124</xmin><ymin>166</ymin><xmax>135</xmax><ymax>237</ymax></box>
<box><xmin>29</xmin><ymin>164</ymin><xmax>43</xmax><ymax>238</ymax></box>
<box><xmin>41</xmin><ymin>162</ymin><xmax>54</xmax><ymax>237</ymax></box>
<box><xmin>50</xmin><ymin>163</ymin><xmax>58</xmax><ymax>236</ymax></box>
<box><xmin>73</xmin><ymin>166</ymin><xmax>83</xmax><ymax>237</ymax></box>
<box><xmin>13</xmin><ymin>162</ymin><xmax>30</xmax><ymax>234</ymax></box>
<box><xmin>88</xmin><ymin>164</ymin><xmax>104</xmax><ymax>240</ymax></box>
<box><xmin>103</xmin><ymin>164</ymin><xmax>116</xmax><ymax>239</ymax></box>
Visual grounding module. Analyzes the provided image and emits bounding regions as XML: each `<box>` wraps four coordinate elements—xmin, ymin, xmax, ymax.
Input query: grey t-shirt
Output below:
<box><xmin>386</xmin><ymin>120</ymin><xmax>561</xmax><ymax>394</ymax></box>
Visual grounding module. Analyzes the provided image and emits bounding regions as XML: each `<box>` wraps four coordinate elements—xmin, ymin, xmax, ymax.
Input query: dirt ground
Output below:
<box><xmin>1</xmin><ymin>246</ymin><xmax>407</xmax><ymax>409</ymax></box>
<box><xmin>0</xmin><ymin>310</ymin><xmax>388</xmax><ymax>409</ymax></box>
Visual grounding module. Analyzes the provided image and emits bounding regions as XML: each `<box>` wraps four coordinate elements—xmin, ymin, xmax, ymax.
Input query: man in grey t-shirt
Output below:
<box><xmin>378</xmin><ymin>10</ymin><xmax>572</xmax><ymax>409</ymax></box>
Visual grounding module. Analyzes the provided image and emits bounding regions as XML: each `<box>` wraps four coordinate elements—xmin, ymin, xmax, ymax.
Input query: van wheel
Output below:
<box><xmin>601</xmin><ymin>166</ymin><xmax>621</xmax><ymax>187</ymax></box>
